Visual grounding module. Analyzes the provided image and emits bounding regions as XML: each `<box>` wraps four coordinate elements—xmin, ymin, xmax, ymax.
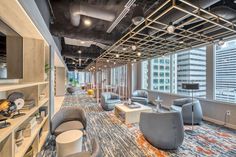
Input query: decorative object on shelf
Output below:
<box><xmin>36</xmin><ymin>113</ymin><xmax>43</xmax><ymax>124</ymax></box>
<box><xmin>182</xmin><ymin>83</ymin><xmax>199</xmax><ymax>133</ymax></box>
<box><xmin>44</xmin><ymin>64</ymin><xmax>50</xmax><ymax>81</ymax></box>
<box><xmin>22</xmin><ymin>99</ymin><xmax>35</xmax><ymax>110</ymax></box>
<box><xmin>23</xmin><ymin>117</ymin><xmax>37</xmax><ymax>138</ymax></box>
<box><xmin>0</xmin><ymin>99</ymin><xmax>16</xmax><ymax>128</ymax></box>
<box><xmin>8</xmin><ymin>92</ymin><xmax>26</xmax><ymax>118</ymax></box>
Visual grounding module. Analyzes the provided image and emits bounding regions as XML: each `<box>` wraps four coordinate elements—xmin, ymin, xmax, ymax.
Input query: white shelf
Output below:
<box><xmin>15</xmin><ymin>116</ymin><xmax>48</xmax><ymax>157</ymax></box>
<box><xmin>0</xmin><ymin>82</ymin><xmax>48</xmax><ymax>92</ymax></box>
<box><xmin>0</xmin><ymin>98</ymin><xmax>49</xmax><ymax>142</ymax></box>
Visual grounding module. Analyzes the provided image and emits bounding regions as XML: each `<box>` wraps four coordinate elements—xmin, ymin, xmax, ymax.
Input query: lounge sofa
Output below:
<box><xmin>51</xmin><ymin>106</ymin><xmax>87</xmax><ymax>136</ymax></box>
<box><xmin>170</xmin><ymin>98</ymin><xmax>203</xmax><ymax>124</ymax></box>
<box><xmin>101</xmin><ymin>92</ymin><xmax>120</xmax><ymax>111</ymax></box>
<box><xmin>131</xmin><ymin>90</ymin><xmax>148</xmax><ymax>105</ymax></box>
<box><xmin>139</xmin><ymin>111</ymin><xmax>184</xmax><ymax>150</ymax></box>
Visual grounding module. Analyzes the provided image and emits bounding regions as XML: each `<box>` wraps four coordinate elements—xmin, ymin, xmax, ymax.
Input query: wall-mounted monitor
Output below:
<box><xmin>0</xmin><ymin>19</ymin><xmax>23</xmax><ymax>79</ymax></box>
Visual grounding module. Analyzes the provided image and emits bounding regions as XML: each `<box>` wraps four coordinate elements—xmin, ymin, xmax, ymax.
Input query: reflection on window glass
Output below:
<box><xmin>215</xmin><ymin>39</ymin><xmax>236</xmax><ymax>103</ymax></box>
<box><xmin>142</xmin><ymin>60</ymin><xmax>149</xmax><ymax>89</ymax></box>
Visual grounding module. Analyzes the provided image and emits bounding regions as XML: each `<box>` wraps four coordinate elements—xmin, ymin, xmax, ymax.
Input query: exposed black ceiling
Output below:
<box><xmin>48</xmin><ymin>0</ymin><xmax>236</xmax><ymax>71</ymax></box>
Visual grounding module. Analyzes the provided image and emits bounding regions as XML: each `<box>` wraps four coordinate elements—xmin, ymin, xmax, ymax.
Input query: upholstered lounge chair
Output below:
<box><xmin>139</xmin><ymin>111</ymin><xmax>184</xmax><ymax>150</ymax></box>
<box><xmin>67</xmin><ymin>86</ymin><xmax>77</xmax><ymax>95</ymax></box>
<box><xmin>101</xmin><ymin>92</ymin><xmax>120</xmax><ymax>111</ymax></box>
<box><xmin>131</xmin><ymin>90</ymin><xmax>148</xmax><ymax>105</ymax></box>
<box><xmin>51</xmin><ymin>106</ymin><xmax>87</xmax><ymax>136</ymax></box>
<box><xmin>170</xmin><ymin>98</ymin><xmax>203</xmax><ymax>124</ymax></box>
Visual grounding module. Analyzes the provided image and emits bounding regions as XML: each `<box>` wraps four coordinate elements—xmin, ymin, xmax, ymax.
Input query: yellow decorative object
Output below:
<box><xmin>87</xmin><ymin>89</ymin><xmax>94</xmax><ymax>96</ymax></box>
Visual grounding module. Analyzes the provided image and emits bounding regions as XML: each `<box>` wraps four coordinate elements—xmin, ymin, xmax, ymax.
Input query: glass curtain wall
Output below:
<box><xmin>141</xmin><ymin>60</ymin><xmax>149</xmax><ymax>89</ymax></box>
<box><xmin>215</xmin><ymin>39</ymin><xmax>236</xmax><ymax>103</ymax></box>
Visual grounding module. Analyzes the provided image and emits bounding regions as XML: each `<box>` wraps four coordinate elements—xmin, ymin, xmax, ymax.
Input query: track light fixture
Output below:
<box><xmin>218</xmin><ymin>38</ymin><xmax>225</xmax><ymax>46</ymax></box>
<box><xmin>167</xmin><ymin>22</ymin><xmax>175</xmax><ymax>34</ymax></box>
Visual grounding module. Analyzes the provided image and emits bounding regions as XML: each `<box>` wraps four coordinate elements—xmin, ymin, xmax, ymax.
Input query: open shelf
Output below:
<box><xmin>15</xmin><ymin>116</ymin><xmax>48</xmax><ymax>157</ymax></box>
<box><xmin>0</xmin><ymin>98</ymin><xmax>49</xmax><ymax>142</ymax></box>
<box><xmin>0</xmin><ymin>81</ymin><xmax>48</xmax><ymax>92</ymax></box>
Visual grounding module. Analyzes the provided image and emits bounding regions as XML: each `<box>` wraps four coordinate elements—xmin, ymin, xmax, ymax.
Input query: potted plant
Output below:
<box><xmin>44</xmin><ymin>64</ymin><xmax>50</xmax><ymax>81</ymax></box>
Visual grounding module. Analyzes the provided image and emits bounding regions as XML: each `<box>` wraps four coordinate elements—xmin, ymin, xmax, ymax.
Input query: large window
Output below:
<box><xmin>176</xmin><ymin>47</ymin><xmax>206</xmax><ymax>98</ymax></box>
<box><xmin>215</xmin><ymin>39</ymin><xmax>236</xmax><ymax>103</ymax></box>
<box><xmin>150</xmin><ymin>56</ymin><xmax>174</xmax><ymax>93</ymax></box>
<box><xmin>141</xmin><ymin>60</ymin><xmax>149</xmax><ymax>89</ymax></box>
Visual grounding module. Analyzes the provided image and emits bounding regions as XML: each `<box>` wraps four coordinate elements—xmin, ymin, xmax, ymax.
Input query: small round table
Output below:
<box><xmin>56</xmin><ymin>130</ymin><xmax>83</xmax><ymax>157</ymax></box>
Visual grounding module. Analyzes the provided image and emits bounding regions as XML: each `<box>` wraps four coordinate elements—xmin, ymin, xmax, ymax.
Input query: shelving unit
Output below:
<box><xmin>0</xmin><ymin>39</ymin><xmax>51</xmax><ymax>157</ymax></box>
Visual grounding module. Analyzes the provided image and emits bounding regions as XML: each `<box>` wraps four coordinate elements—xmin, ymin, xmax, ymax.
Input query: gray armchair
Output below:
<box><xmin>139</xmin><ymin>111</ymin><xmax>184</xmax><ymax>150</ymax></box>
<box><xmin>51</xmin><ymin>106</ymin><xmax>87</xmax><ymax>136</ymax></box>
<box><xmin>171</xmin><ymin>98</ymin><xmax>203</xmax><ymax>124</ymax></box>
<box><xmin>67</xmin><ymin>86</ymin><xmax>77</xmax><ymax>95</ymax></box>
<box><xmin>131</xmin><ymin>90</ymin><xmax>148</xmax><ymax>105</ymax></box>
<box><xmin>101</xmin><ymin>92</ymin><xmax>120</xmax><ymax>111</ymax></box>
<box><xmin>66</xmin><ymin>138</ymin><xmax>102</xmax><ymax>157</ymax></box>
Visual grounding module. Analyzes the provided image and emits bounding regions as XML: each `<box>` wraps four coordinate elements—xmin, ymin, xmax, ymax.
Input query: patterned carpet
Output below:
<box><xmin>43</xmin><ymin>91</ymin><xmax>236</xmax><ymax>157</ymax></box>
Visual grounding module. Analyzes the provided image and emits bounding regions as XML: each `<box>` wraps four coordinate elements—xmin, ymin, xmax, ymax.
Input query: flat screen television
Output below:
<box><xmin>0</xmin><ymin>19</ymin><xmax>23</xmax><ymax>79</ymax></box>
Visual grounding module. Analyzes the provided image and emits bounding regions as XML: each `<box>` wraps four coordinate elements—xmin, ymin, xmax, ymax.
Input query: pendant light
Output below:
<box><xmin>167</xmin><ymin>22</ymin><xmax>175</xmax><ymax>34</ymax></box>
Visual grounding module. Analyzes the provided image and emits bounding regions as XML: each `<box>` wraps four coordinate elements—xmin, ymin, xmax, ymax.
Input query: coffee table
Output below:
<box><xmin>114</xmin><ymin>103</ymin><xmax>152</xmax><ymax>124</ymax></box>
<box><xmin>56</xmin><ymin>130</ymin><xmax>83</xmax><ymax>157</ymax></box>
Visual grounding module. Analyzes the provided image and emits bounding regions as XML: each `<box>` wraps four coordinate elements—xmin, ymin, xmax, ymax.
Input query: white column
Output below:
<box><xmin>206</xmin><ymin>44</ymin><xmax>215</xmax><ymax>100</ymax></box>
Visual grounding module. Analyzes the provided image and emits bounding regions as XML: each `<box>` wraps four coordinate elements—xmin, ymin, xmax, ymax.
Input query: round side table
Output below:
<box><xmin>56</xmin><ymin>130</ymin><xmax>83</xmax><ymax>157</ymax></box>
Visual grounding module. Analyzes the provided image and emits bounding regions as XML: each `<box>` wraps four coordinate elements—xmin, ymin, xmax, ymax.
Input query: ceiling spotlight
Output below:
<box><xmin>78</xmin><ymin>50</ymin><xmax>82</xmax><ymax>54</ymax></box>
<box><xmin>80</xmin><ymin>41</ymin><xmax>85</xmax><ymax>44</ymax></box>
<box><xmin>107</xmin><ymin>59</ymin><xmax>110</xmax><ymax>63</ymax></box>
<box><xmin>114</xmin><ymin>62</ymin><xmax>116</xmax><ymax>65</ymax></box>
<box><xmin>131</xmin><ymin>45</ymin><xmax>137</xmax><ymax>51</ymax></box>
<box><xmin>104</xmin><ymin>65</ymin><xmax>107</xmax><ymax>68</ymax></box>
<box><xmin>137</xmin><ymin>52</ymin><xmax>141</xmax><ymax>56</ymax></box>
<box><xmin>234</xmin><ymin>0</ymin><xmax>236</xmax><ymax>4</ymax></box>
<box><xmin>218</xmin><ymin>38</ymin><xmax>225</xmax><ymax>46</ymax></box>
<box><xmin>167</xmin><ymin>22</ymin><xmax>175</xmax><ymax>34</ymax></box>
<box><xmin>179</xmin><ymin>41</ymin><xmax>184</xmax><ymax>44</ymax></box>
<box><xmin>133</xmin><ymin>59</ymin><xmax>136</xmax><ymax>62</ymax></box>
<box><xmin>132</xmin><ymin>5</ymin><xmax>144</xmax><ymax>25</ymax></box>
<box><xmin>116</xmin><ymin>54</ymin><xmax>120</xmax><ymax>58</ymax></box>
<box><xmin>84</xmin><ymin>19</ymin><xmax>92</xmax><ymax>26</ymax></box>
<box><xmin>122</xmin><ymin>47</ymin><xmax>127</xmax><ymax>51</ymax></box>
<box><xmin>72</xmin><ymin>61</ymin><xmax>75</xmax><ymax>64</ymax></box>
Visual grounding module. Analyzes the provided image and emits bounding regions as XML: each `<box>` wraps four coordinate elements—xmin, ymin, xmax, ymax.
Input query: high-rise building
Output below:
<box><xmin>215</xmin><ymin>39</ymin><xmax>236</xmax><ymax>103</ymax></box>
<box><xmin>176</xmin><ymin>47</ymin><xmax>206</xmax><ymax>98</ymax></box>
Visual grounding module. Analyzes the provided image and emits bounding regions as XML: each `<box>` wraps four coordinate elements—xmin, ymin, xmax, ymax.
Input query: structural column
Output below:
<box><xmin>206</xmin><ymin>44</ymin><xmax>215</xmax><ymax>100</ymax></box>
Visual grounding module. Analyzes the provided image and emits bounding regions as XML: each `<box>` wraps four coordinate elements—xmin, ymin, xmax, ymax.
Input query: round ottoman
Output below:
<box><xmin>56</xmin><ymin>130</ymin><xmax>83</xmax><ymax>157</ymax></box>
<box><xmin>87</xmin><ymin>89</ymin><xmax>94</xmax><ymax>96</ymax></box>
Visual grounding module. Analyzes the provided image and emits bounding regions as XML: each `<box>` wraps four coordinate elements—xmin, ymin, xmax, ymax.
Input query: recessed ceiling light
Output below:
<box><xmin>116</xmin><ymin>54</ymin><xmax>120</xmax><ymax>58</ymax></box>
<box><xmin>132</xmin><ymin>45</ymin><xmax>137</xmax><ymax>51</ymax></box>
<box><xmin>167</xmin><ymin>22</ymin><xmax>175</xmax><ymax>34</ymax></box>
<box><xmin>137</xmin><ymin>52</ymin><xmax>141</xmax><ymax>56</ymax></box>
<box><xmin>84</xmin><ymin>19</ymin><xmax>92</xmax><ymax>26</ymax></box>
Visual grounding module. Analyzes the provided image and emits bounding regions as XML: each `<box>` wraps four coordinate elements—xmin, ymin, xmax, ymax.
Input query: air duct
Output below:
<box><xmin>70</xmin><ymin>2</ymin><xmax>116</xmax><ymax>26</ymax></box>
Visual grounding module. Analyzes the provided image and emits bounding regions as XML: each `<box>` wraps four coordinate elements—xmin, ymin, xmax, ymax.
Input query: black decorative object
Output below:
<box><xmin>182</xmin><ymin>83</ymin><xmax>199</xmax><ymax>133</ymax></box>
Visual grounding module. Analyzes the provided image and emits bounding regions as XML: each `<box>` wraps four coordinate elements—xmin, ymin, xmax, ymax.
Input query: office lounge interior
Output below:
<box><xmin>0</xmin><ymin>0</ymin><xmax>236</xmax><ymax>157</ymax></box>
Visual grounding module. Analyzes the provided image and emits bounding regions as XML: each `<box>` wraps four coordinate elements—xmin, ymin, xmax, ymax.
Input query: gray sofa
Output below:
<box><xmin>66</xmin><ymin>138</ymin><xmax>102</xmax><ymax>157</ymax></box>
<box><xmin>171</xmin><ymin>98</ymin><xmax>203</xmax><ymax>124</ymax></box>
<box><xmin>101</xmin><ymin>92</ymin><xmax>120</xmax><ymax>111</ymax></box>
<box><xmin>51</xmin><ymin>106</ymin><xmax>87</xmax><ymax>136</ymax></box>
<box><xmin>139</xmin><ymin>111</ymin><xmax>184</xmax><ymax>150</ymax></box>
<box><xmin>131</xmin><ymin>90</ymin><xmax>148</xmax><ymax>105</ymax></box>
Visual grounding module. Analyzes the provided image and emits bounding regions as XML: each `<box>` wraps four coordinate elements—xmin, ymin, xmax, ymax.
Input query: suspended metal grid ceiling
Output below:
<box><xmin>96</xmin><ymin>0</ymin><xmax>236</xmax><ymax>63</ymax></box>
